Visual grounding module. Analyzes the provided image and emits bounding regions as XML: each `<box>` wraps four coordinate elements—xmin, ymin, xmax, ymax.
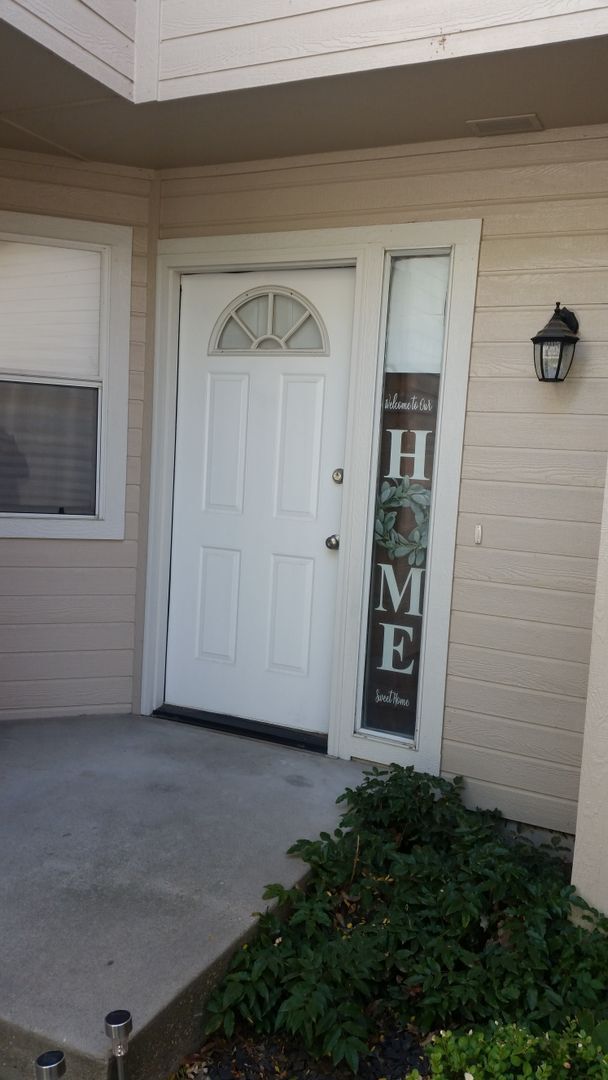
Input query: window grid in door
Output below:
<box><xmin>209</xmin><ymin>286</ymin><xmax>328</xmax><ymax>355</ymax></box>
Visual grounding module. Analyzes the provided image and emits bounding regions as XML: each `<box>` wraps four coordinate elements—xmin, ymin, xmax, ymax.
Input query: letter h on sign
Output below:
<box><xmin>386</xmin><ymin>429</ymin><xmax>432</xmax><ymax>481</ymax></box>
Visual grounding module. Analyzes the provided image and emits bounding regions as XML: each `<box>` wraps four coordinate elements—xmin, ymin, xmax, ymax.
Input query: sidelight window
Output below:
<box><xmin>361</xmin><ymin>254</ymin><xmax>450</xmax><ymax>739</ymax></box>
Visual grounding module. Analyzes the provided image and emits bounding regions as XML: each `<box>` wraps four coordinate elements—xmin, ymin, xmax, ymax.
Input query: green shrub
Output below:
<box><xmin>406</xmin><ymin>1023</ymin><xmax>608</xmax><ymax>1078</ymax></box>
<box><xmin>203</xmin><ymin>766</ymin><xmax>608</xmax><ymax>1072</ymax></box>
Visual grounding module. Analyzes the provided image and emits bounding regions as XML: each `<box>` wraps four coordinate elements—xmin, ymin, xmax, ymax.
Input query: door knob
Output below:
<box><xmin>325</xmin><ymin>534</ymin><xmax>340</xmax><ymax>550</ymax></box>
<box><xmin>332</xmin><ymin>468</ymin><xmax>344</xmax><ymax>484</ymax></box>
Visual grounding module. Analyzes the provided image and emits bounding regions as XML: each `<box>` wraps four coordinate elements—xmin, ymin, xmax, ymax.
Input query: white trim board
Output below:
<box><xmin>142</xmin><ymin>220</ymin><xmax>481</xmax><ymax>774</ymax></box>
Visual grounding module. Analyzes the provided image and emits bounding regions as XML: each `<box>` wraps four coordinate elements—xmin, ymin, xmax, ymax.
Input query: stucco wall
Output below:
<box><xmin>158</xmin><ymin>123</ymin><xmax>608</xmax><ymax>832</ymax></box>
<box><xmin>0</xmin><ymin>148</ymin><xmax>156</xmax><ymax>719</ymax></box>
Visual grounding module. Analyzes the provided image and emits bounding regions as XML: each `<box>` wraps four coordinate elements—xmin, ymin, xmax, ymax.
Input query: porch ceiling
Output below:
<box><xmin>0</xmin><ymin>19</ymin><xmax>607</xmax><ymax>168</ymax></box>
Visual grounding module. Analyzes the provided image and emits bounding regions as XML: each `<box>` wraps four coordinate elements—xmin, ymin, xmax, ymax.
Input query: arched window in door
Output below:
<box><xmin>209</xmin><ymin>286</ymin><xmax>328</xmax><ymax>355</ymax></box>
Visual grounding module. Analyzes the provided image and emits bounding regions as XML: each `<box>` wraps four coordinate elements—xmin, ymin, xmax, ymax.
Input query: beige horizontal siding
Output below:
<box><xmin>158</xmin><ymin>127</ymin><xmax>608</xmax><ymax>234</ymax></box>
<box><xmin>479</xmin><ymin>233</ymin><xmax>608</xmax><ymax>272</ymax></box>
<box><xmin>451</xmin><ymin>130</ymin><xmax>605</xmax><ymax>830</ymax></box>
<box><xmin>0</xmin><ymin>540</ymin><xmax>138</xmax><ymax>567</ymax></box>
<box><xmin>466</xmin><ymin>378</ymin><xmax>608</xmax><ymax>415</ymax></box>
<box><xmin>450</xmin><ymin>612</ymin><xmax>592</xmax><ymax>664</ymax></box>
<box><xmin>452</xmin><ymin>579</ymin><xmax>595</xmax><ymax>630</ymax></box>
<box><xmin>0</xmin><ymin>148</ymin><xmax>155</xmax><ymax>723</ymax></box>
<box><xmin>126</xmin><ymin>484</ymin><xmax>140</xmax><ymax>514</ymax></box>
<box><xmin>443</xmin><ymin>742</ymin><xmax>581</xmax><ymax>801</ymax></box>
<box><xmin>464</xmin><ymin>414</ymin><xmax>608</xmax><ymax>452</ymax></box>
<box><xmin>157</xmin><ymin>123</ymin><xmax>608</xmax><ymax>832</ymax></box>
<box><xmin>0</xmin><ymin>676</ymin><xmax>132</xmax><ymax>711</ymax></box>
<box><xmin>454</xmin><ymin>548</ymin><xmax>598</xmax><ymax>594</ymax></box>
<box><xmin>474</xmin><ymin>306</ymin><xmax>607</xmax><ymax>343</ymax></box>
<box><xmin>457</xmin><ymin>514</ymin><xmax>601</xmax><ymax>558</ymax></box>
<box><xmin>446</xmin><ymin>674</ymin><xmax>587</xmax><ymax>731</ymax></box>
<box><xmin>461</xmin><ymin>445</ymin><xmax>606</xmax><ymax>487</ymax></box>
<box><xmin>470</xmin><ymin>342</ymin><xmax>608</xmax><ymax>379</ymax></box>
<box><xmin>448</xmin><ymin>644</ymin><xmax>589</xmax><ymax>699</ymax></box>
<box><xmin>444</xmin><ymin>709</ymin><xmax>583</xmax><ymax>767</ymax></box>
<box><xmin>0</xmin><ymin>595</ymin><xmax>136</xmax><ymax>625</ymax></box>
<box><xmin>0</xmin><ymin>703</ymin><xmax>132</xmax><ymax>720</ymax></box>
<box><xmin>0</xmin><ymin>650</ymin><xmax>133</xmax><ymax>681</ymax></box>
<box><xmin>477</xmin><ymin>268</ymin><xmax>608</xmax><ymax>308</ymax></box>
<box><xmin>0</xmin><ymin>568</ymin><xmax>137</xmax><ymax>596</ymax></box>
<box><xmin>458</xmin><ymin>479</ymin><xmax>605</xmax><ymax>523</ymax></box>
<box><xmin>442</xmin><ymin>772</ymin><xmax>578</xmax><ymax>834</ymax></box>
<box><xmin>0</xmin><ymin>623</ymin><xmax>134</xmax><ymax>653</ymax></box>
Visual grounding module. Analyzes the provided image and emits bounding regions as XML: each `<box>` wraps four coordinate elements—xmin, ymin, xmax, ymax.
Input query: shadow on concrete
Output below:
<box><xmin>0</xmin><ymin>715</ymin><xmax>364</xmax><ymax>1080</ymax></box>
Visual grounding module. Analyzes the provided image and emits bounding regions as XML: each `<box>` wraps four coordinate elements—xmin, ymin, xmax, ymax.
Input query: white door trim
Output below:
<box><xmin>142</xmin><ymin>220</ymin><xmax>481</xmax><ymax>774</ymax></box>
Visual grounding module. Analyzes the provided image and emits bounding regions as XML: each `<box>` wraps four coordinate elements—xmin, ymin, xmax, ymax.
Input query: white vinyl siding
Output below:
<box><xmin>158</xmin><ymin>122</ymin><xmax>608</xmax><ymax>833</ymax></box>
<box><xmin>158</xmin><ymin>0</ymin><xmax>608</xmax><ymax>99</ymax></box>
<box><xmin>4</xmin><ymin>0</ymin><xmax>608</xmax><ymax>105</ymax></box>
<box><xmin>0</xmin><ymin>0</ymin><xmax>135</xmax><ymax>98</ymax></box>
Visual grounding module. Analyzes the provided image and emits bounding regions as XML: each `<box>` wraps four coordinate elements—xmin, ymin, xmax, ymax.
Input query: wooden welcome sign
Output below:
<box><xmin>362</xmin><ymin>371</ymin><xmax>439</xmax><ymax>738</ymax></box>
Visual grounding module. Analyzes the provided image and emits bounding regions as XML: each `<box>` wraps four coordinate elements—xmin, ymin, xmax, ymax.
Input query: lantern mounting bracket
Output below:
<box><xmin>553</xmin><ymin>301</ymin><xmax>579</xmax><ymax>335</ymax></box>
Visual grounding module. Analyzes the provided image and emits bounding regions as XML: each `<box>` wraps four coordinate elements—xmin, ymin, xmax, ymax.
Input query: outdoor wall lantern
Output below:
<box><xmin>532</xmin><ymin>301</ymin><xmax>579</xmax><ymax>381</ymax></box>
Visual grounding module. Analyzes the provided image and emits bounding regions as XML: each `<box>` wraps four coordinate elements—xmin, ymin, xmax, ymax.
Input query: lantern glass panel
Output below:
<box><xmin>558</xmin><ymin>342</ymin><xmax>576</xmax><ymax>380</ymax></box>
<box><xmin>542</xmin><ymin>339</ymin><xmax>562</xmax><ymax>379</ymax></box>
<box><xmin>534</xmin><ymin>338</ymin><xmax>577</xmax><ymax>381</ymax></box>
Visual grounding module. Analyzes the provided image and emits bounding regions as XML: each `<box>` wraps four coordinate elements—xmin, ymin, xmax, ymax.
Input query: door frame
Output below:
<box><xmin>142</xmin><ymin>220</ymin><xmax>481</xmax><ymax>774</ymax></box>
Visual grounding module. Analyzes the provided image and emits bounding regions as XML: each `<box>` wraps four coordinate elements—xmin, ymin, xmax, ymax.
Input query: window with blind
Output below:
<box><xmin>0</xmin><ymin>215</ymin><xmax>131</xmax><ymax>539</ymax></box>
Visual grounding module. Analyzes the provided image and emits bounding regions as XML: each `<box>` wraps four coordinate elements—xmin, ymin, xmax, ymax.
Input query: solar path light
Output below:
<box><xmin>35</xmin><ymin>1051</ymin><xmax>66</xmax><ymax>1079</ymax></box>
<box><xmin>105</xmin><ymin>1009</ymin><xmax>133</xmax><ymax>1080</ymax></box>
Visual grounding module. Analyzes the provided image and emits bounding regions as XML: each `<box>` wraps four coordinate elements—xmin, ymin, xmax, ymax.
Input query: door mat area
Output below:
<box><xmin>156</xmin><ymin>705</ymin><xmax>328</xmax><ymax>754</ymax></box>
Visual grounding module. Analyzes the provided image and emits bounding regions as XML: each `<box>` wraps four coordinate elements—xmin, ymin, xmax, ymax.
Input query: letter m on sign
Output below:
<box><xmin>375</xmin><ymin>564</ymin><xmax>423</xmax><ymax>618</ymax></box>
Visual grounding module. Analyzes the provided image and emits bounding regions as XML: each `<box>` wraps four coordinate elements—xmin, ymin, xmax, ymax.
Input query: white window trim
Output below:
<box><xmin>0</xmin><ymin>211</ymin><xmax>132</xmax><ymax>540</ymax></box>
<box><xmin>143</xmin><ymin>220</ymin><xmax>480</xmax><ymax>775</ymax></box>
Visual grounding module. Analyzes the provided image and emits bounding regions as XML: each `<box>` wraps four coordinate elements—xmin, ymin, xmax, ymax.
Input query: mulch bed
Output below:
<box><xmin>172</xmin><ymin>1028</ymin><xmax>430</xmax><ymax>1080</ymax></box>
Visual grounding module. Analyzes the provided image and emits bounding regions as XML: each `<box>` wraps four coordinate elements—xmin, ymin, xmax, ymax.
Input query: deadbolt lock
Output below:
<box><xmin>332</xmin><ymin>468</ymin><xmax>344</xmax><ymax>485</ymax></box>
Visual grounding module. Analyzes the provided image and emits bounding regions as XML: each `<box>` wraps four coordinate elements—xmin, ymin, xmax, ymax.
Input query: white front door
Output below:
<box><xmin>165</xmin><ymin>268</ymin><xmax>355</xmax><ymax>735</ymax></box>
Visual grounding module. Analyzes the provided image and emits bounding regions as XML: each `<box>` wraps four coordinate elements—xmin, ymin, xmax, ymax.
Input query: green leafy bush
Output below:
<box><xmin>203</xmin><ymin>766</ymin><xmax>608</xmax><ymax>1071</ymax></box>
<box><xmin>406</xmin><ymin>1023</ymin><xmax>608</xmax><ymax>1078</ymax></box>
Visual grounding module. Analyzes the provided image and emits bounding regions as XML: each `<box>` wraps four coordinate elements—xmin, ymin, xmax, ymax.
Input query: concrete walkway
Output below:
<box><xmin>0</xmin><ymin>715</ymin><xmax>364</xmax><ymax>1080</ymax></box>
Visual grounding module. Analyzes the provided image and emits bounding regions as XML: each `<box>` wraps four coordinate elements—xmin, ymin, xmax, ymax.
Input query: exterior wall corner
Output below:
<box><xmin>571</xmin><ymin>455</ymin><xmax>608</xmax><ymax>914</ymax></box>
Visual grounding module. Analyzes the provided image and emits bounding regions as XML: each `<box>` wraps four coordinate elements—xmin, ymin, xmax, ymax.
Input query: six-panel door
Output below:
<box><xmin>165</xmin><ymin>268</ymin><xmax>355</xmax><ymax>734</ymax></box>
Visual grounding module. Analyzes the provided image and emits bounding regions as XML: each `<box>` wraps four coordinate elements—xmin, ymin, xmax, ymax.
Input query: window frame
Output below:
<box><xmin>0</xmin><ymin>212</ymin><xmax>132</xmax><ymax>539</ymax></box>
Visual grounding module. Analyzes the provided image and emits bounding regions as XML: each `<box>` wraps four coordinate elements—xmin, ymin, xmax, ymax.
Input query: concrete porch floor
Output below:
<box><xmin>0</xmin><ymin>715</ymin><xmax>364</xmax><ymax>1080</ymax></box>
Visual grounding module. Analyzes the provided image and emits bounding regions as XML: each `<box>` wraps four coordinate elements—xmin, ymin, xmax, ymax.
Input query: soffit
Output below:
<box><xmin>0</xmin><ymin>20</ymin><xmax>607</xmax><ymax>168</ymax></box>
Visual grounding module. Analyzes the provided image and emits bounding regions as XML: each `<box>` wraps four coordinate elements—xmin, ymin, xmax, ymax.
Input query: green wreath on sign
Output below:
<box><xmin>374</xmin><ymin>477</ymin><xmax>431</xmax><ymax>565</ymax></box>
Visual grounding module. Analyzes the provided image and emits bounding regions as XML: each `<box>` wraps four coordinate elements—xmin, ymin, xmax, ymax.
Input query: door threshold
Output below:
<box><xmin>155</xmin><ymin>704</ymin><xmax>328</xmax><ymax>754</ymax></box>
